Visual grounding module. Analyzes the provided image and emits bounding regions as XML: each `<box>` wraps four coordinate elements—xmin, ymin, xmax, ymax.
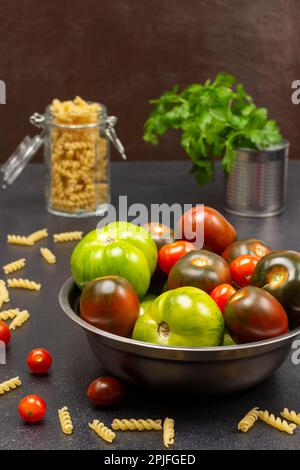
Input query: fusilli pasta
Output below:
<box><xmin>58</xmin><ymin>406</ymin><xmax>74</xmax><ymax>435</ymax></box>
<box><xmin>7</xmin><ymin>278</ymin><xmax>41</xmax><ymax>291</ymax></box>
<box><xmin>112</xmin><ymin>419</ymin><xmax>162</xmax><ymax>431</ymax></box>
<box><xmin>163</xmin><ymin>418</ymin><xmax>175</xmax><ymax>448</ymax></box>
<box><xmin>0</xmin><ymin>308</ymin><xmax>20</xmax><ymax>320</ymax></box>
<box><xmin>0</xmin><ymin>280</ymin><xmax>9</xmax><ymax>308</ymax></box>
<box><xmin>0</xmin><ymin>377</ymin><xmax>21</xmax><ymax>395</ymax></box>
<box><xmin>7</xmin><ymin>235</ymin><xmax>34</xmax><ymax>246</ymax></box>
<box><xmin>3</xmin><ymin>258</ymin><xmax>26</xmax><ymax>274</ymax></box>
<box><xmin>9</xmin><ymin>310</ymin><xmax>30</xmax><ymax>330</ymax></box>
<box><xmin>258</xmin><ymin>410</ymin><xmax>297</xmax><ymax>435</ymax></box>
<box><xmin>53</xmin><ymin>231</ymin><xmax>83</xmax><ymax>243</ymax></box>
<box><xmin>89</xmin><ymin>420</ymin><xmax>116</xmax><ymax>443</ymax></box>
<box><xmin>28</xmin><ymin>228</ymin><xmax>48</xmax><ymax>244</ymax></box>
<box><xmin>238</xmin><ymin>407</ymin><xmax>259</xmax><ymax>432</ymax></box>
<box><xmin>280</xmin><ymin>408</ymin><xmax>300</xmax><ymax>425</ymax></box>
<box><xmin>40</xmin><ymin>247</ymin><xmax>56</xmax><ymax>264</ymax></box>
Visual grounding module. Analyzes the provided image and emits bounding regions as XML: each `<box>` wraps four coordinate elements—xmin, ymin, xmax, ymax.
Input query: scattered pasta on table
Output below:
<box><xmin>28</xmin><ymin>229</ymin><xmax>48</xmax><ymax>244</ymax></box>
<box><xmin>89</xmin><ymin>420</ymin><xmax>116</xmax><ymax>443</ymax></box>
<box><xmin>112</xmin><ymin>419</ymin><xmax>162</xmax><ymax>431</ymax></box>
<box><xmin>53</xmin><ymin>231</ymin><xmax>83</xmax><ymax>243</ymax></box>
<box><xmin>258</xmin><ymin>410</ymin><xmax>297</xmax><ymax>435</ymax></box>
<box><xmin>58</xmin><ymin>406</ymin><xmax>74</xmax><ymax>435</ymax></box>
<box><xmin>7</xmin><ymin>278</ymin><xmax>41</xmax><ymax>291</ymax></box>
<box><xmin>0</xmin><ymin>280</ymin><xmax>9</xmax><ymax>308</ymax></box>
<box><xmin>9</xmin><ymin>310</ymin><xmax>30</xmax><ymax>330</ymax></box>
<box><xmin>0</xmin><ymin>377</ymin><xmax>21</xmax><ymax>395</ymax></box>
<box><xmin>7</xmin><ymin>235</ymin><xmax>34</xmax><ymax>246</ymax></box>
<box><xmin>238</xmin><ymin>407</ymin><xmax>259</xmax><ymax>433</ymax></box>
<box><xmin>280</xmin><ymin>408</ymin><xmax>300</xmax><ymax>426</ymax></box>
<box><xmin>163</xmin><ymin>418</ymin><xmax>175</xmax><ymax>448</ymax></box>
<box><xmin>0</xmin><ymin>308</ymin><xmax>21</xmax><ymax>320</ymax></box>
<box><xmin>40</xmin><ymin>247</ymin><xmax>56</xmax><ymax>264</ymax></box>
<box><xmin>3</xmin><ymin>258</ymin><xmax>26</xmax><ymax>275</ymax></box>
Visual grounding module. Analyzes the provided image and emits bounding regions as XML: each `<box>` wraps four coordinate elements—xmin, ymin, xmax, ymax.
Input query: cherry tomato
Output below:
<box><xmin>210</xmin><ymin>283</ymin><xmax>236</xmax><ymax>314</ymax></box>
<box><xmin>0</xmin><ymin>321</ymin><xmax>11</xmax><ymax>345</ymax></box>
<box><xmin>230</xmin><ymin>255</ymin><xmax>259</xmax><ymax>287</ymax></box>
<box><xmin>224</xmin><ymin>286</ymin><xmax>289</xmax><ymax>344</ymax></box>
<box><xmin>27</xmin><ymin>348</ymin><xmax>52</xmax><ymax>374</ymax></box>
<box><xmin>87</xmin><ymin>376</ymin><xmax>125</xmax><ymax>407</ymax></box>
<box><xmin>158</xmin><ymin>241</ymin><xmax>195</xmax><ymax>274</ymax></box>
<box><xmin>178</xmin><ymin>205</ymin><xmax>237</xmax><ymax>253</ymax></box>
<box><xmin>18</xmin><ymin>395</ymin><xmax>47</xmax><ymax>423</ymax></box>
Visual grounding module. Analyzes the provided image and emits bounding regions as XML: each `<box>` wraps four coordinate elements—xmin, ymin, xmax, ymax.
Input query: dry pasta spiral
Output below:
<box><xmin>258</xmin><ymin>410</ymin><xmax>297</xmax><ymax>435</ymax></box>
<box><xmin>89</xmin><ymin>420</ymin><xmax>115</xmax><ymax>443</ymax></box>
<box><xmin>58</xmin><ymin>406</ymin><xmax>73</xmax><ymax>435</ymax></box>
<box><xmin>53</xmin><ymin>231</ymin><xmax>83</xmax><ymax>243</ymax></box>
<box><xmin>9</xmin><ymin>310</ymin><xmax>30</xmax><ymax>330</ymax></box>
<box><xmin>3</xmin><ymin>258</ymin><xmax>26</xmax><ymax>274</ymax></box>
<box><xmin>0</xmin><ymin>377</ymin><xmax>21</xmax><ymax>395</ymax></box>
<box><xmin>0</xmin><ymin>309</ymin><xmax>20</xmax><ymax>320</ymax></box>
<box><xmin>238</xmin><ymin>407</ymin><xmax>259</xmax><ymax>432</ymax></box>
<box><xmin>7</xmin><ymin>278</ymin><xmax>41</xmax><ymax>291</ymax></box>
<box><xmin>28</xmin><ymin>228</ymin><xmax>48</xmax><ymax>244</ymax></box>
<box><xmin>7</xmin><ymin>235</ymin><xmax>34</xmax><ymax>246</ymax></box>
<box><xmin>40</xmin><ymin>247</ymin><xmax>56</xmax><ymax>264</ymax></box>
<box><xmin>112</xmin><ymin>419</ymin><xmax>162</xmax><ymax>431</ymax></box>
<box><xmin>163</xmin><ymin>418</ymin><xmax>175</xmax><ymax>448</ymax></box>
<box><xmin>280</xmin><ymin>408</ymin><xmax>300</xmax><ymax>425</ymax></box>
<box><xmin>0</xmin><ymin>280</ymin><xmax>9</xmax><ymax>308</ymax></box>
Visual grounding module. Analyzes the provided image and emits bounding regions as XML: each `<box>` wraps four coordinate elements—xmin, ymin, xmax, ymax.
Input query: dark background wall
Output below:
<box><xmin>0</xmin><ymin>0</ymin><xmax>299</xmax><ymax>162</ymax></box>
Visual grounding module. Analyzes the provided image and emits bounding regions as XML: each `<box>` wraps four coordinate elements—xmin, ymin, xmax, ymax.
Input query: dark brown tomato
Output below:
<box><xmin>80</xmin><ymin>275</ymin><xmax>139</xmax><ymax>337</ymax></box>
<box><xmin>168</xmin><ymin>249</ymin><xmax>231</xmax><ymax>294</ymax></box>
<box><xmin>222</xmin><ymin>239</ymin><xmax>271</xmax><ymax>264</ymax></box>
<box><xmin>224</xmin><ymin>286</ymin><xmax>289</xmax><ymax>344</ymax></box>
<box><xmin>87</xmin><ymin>376</ymin><xmax>125</xmax><ymax>407</ymax></box>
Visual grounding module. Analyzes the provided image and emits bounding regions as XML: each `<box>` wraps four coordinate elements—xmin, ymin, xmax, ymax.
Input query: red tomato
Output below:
<box><xmin>224</xmin><ymin>286</ymin><xmax>289</xmax><ymax>344</ymax></box>
<box><xmin>178</xmin><ymin>206</ymin><xmax>237</xmax><ymax>253</ymax></box>
<box><xmin>27</xmin><ymin>348</ymin><xmax>52</xmax><ymax>374</ymax></box>
<box><xmin>230</xmin><ymin>255</ymin><xmax>259</xmax><ymax>287</ymax></box>
<box><xmin>0</xmin><ymin>321</ymin><xmax>11</xmax><ymax>345</ymax></box>
<box><xmin>158</xmin><ymin>241</ymin><xmax>195</xmax><ymax>274</ymax></box>
<box><xmin>18</xmin><ymin>395</ymin><xmax>47</xmax><ymax>423</ymax></box>
<box><xmin>87</xmin><ymin>377</ymin><xmax>125</xmax><ymax>407</ymax></box>
<box><xmin>210</xmin><ymin>283</ymin><xmax>236</xmax><ymax>314</ymax></box>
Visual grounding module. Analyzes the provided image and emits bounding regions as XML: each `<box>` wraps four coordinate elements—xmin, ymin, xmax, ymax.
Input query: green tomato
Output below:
<box><xmin>223</xmin><ymin>330</ymin><xmax>236</xmax><ymax>346</ymax></box>
<box><xmin>139</xmin><ymin>294</ymin><xmax>156</xmax><ymax>316</ymax></box>
<box><xmin>133</xmin><ymin>286</ymin><xmax>224</xmax><ymax>347</ymax></box>
<box><xmin>71</xmin><ymin>222</ymin><xmax>157</xmax><ymax>298</ymax></box>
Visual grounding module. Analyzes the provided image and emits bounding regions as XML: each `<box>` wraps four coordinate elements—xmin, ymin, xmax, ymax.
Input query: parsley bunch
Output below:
<box><xmin>143</xmin><ymin>72</ymin><xmax>282</xmax><ymax>185</ymax></box>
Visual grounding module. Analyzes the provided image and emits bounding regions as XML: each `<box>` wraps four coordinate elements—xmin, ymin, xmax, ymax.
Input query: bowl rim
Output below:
<box><xmin>59</xmin><ymin>277</ymin><xmax>300</xmax><ymax>353</ymax></box>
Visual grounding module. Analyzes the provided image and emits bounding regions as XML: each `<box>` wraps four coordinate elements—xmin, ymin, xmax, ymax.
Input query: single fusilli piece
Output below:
<box><xmin>40</xmin><ymin>247</ymin><xmax>56</xmax><ymax>264</ymax></box>
<box><xmin>0</xmin><ymin>308</ymin><xmax>20</xmax><ymax>321</ymax></box>
<box><xmin>0</xmin><ymin>280</ymin><xmax>9</xmax><ymax>308</ymax></box>
<box><xmin>58</xmin><ymin>406</ymin><xmax>74</xmax><ymax>435</ymax></box>
<box><xmin>0</xmin><ymin>377</ymin><xmax>21</xmax><ymax>395</ymax></box>
<box><xmin>258</xmin><ymin>410</ymin><xmax>297</xmax><ymax>435</ymax></box>
<box><xmin>3</xmin><ymin>258</ymin><xmax>26</xmax><ymax>274</ymax></box>
<box><xmin>280</xmin><ymin>408</ymin><xmax>300</xmax><ymax>425</ymax></box>
<box><xmin>89</xmin><ymin>420</ymin><xmax>115</xmax><ymax>443</ymax></box>
<box><xmin>7</xmin><ymin>278</ymin><xmax>41</xmax><ymax>291</ymax></box>
<box><xmin>28</xmin><ymin>228</ymin><xmax>48</xmax><ymax>244</ymax></box>
<box><xmin>9</xmin><ymin>310</ymin><xmax>30</xmax><ymax>330</ymax></box>
<box><xmin>112</xmin><ymin>419</ymin><xmax>162</xmax><ymax>431</ymax></box>
<box><xmin>7</xmin><ymin>235</ymin><xmax>34</xmax><ymax>246</ymax></box>
<box><xmin>163</xmin><ymin>418</ymin><xmax>175</xmax><ymax>448</ymax></box>
<box><xmin>238</xmin><ymin>407</ymin><xmax>259</xmax><ymax>432</ymax></box>
<box><xmin>53</xmin><ymin>231</ymin><xmax>83</xmax><ymax>243</ymax></box>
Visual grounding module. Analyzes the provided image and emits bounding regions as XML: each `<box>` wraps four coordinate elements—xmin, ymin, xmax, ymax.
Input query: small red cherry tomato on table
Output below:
<box><xmin>210</xmin><ymin>283</ymin><xmax>236</xmax><ymax>314</ymax></box>
<box><xmin>27</xmin><ymin>348</ymin><xmax>52</xmax><ymax>374</ymax></box>
<box><xmin>18</xmin><ymin>395</ymin><xmax>47</xmax><ymax>423</ymax></box>
<box><xmin>0</xmin><ymin>321</ymin><xmax>11</xmax><ymax>345</ymax></box>
<box><xmin>230</xmin><ymin>255</ymin><xmax>259</xmax><ymax>287</ymax></box>
<box><xmin>158</xmin><ymin>241</ymin><xmax>195</xmax><ymax>274</ymax></box>
<box><xmin>87</xmin><ymin>376</ymin><xmax>125</xmax><ymax>407</ymax></box>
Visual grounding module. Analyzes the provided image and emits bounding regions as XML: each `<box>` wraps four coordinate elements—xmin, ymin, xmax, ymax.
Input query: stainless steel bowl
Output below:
<box><xmin>59</xmin><ymin>278</ymin><xmax>300</xmax><ymax>394</ymax></box>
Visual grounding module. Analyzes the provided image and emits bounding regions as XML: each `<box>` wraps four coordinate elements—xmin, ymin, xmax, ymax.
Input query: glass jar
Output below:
<box><xmin>1</xmin><ymin>99</ymin><xmax>126</xmax><ymax>217</ymax></box>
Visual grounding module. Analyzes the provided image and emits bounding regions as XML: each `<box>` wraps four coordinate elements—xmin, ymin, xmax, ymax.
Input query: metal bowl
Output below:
<box><xmin>59</xmin><ymin>278</ymin><xmax>300</xmax><ymax>394</ymax></box>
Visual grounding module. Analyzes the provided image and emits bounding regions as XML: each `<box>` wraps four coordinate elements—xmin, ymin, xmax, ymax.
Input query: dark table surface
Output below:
<box><xmin>1</xmin><ymin>161</ymin><xmax>300</xmax><ymax>451</ymax></box>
